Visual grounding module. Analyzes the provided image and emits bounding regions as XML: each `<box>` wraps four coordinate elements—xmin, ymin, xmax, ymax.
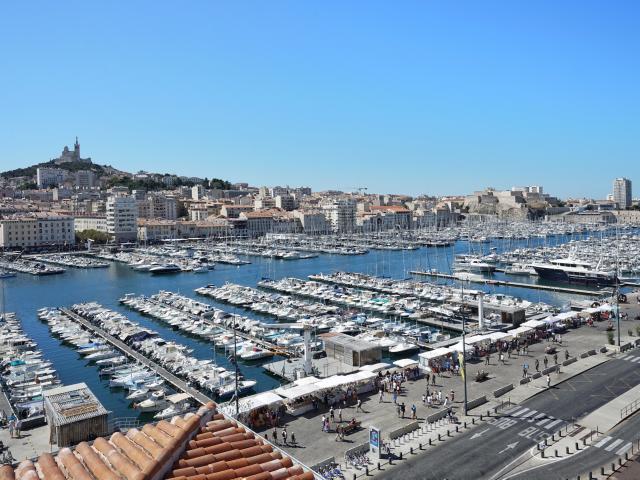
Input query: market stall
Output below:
<box><xmin>219</xmin><ymin>391</ymin><xmax>284</xmax><ymax>429</ymax></box>
<box><xmin>275</xmin><ymin>383</ymin><xmax>319</xmax><ymax>416</ymax></box>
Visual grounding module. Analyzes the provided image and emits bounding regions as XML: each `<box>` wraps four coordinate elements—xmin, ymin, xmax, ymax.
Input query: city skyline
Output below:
<box><xmin>1</xmin><ymin>1</ymin><xmax>639</xmax><ymax>197</ymax></box>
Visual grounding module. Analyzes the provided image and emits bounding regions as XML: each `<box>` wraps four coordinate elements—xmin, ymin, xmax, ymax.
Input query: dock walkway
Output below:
<box><xmin>410</xmin><ymin>270</ymin><xmax>606</xmax><ymax>296</ymax></box>
<box><xmin>59</xmin><ymin>308</ymin><xmax>214</xmax><ymax>406</ymax></box>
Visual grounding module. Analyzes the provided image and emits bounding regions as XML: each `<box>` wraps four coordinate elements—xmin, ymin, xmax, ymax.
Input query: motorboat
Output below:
<box><xmin>149</xmin><ymin>264</ymin><xmax>181</xmax><ymax>274</ymax></box>
<box><xmin>531</xmin><ymin>258</ymin><xmax>617</xmax><ymax>285</ymax></box>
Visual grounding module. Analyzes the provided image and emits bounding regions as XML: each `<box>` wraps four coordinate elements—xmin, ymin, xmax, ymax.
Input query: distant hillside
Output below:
<box><xmin>1</xmin><ymin>160</ymin><xmax>110</xmax><ymax>179</ymax></box>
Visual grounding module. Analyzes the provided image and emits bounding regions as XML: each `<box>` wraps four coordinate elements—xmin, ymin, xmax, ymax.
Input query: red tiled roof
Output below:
<box><xmin>369</xmin><ymin>206</ymin><xmax>410</xmax><ymax>213</ymax></box>
<box><xmin>0</xmin><ymin>403</ymin><xmax>313</xmax><ymax>480</ymax></box>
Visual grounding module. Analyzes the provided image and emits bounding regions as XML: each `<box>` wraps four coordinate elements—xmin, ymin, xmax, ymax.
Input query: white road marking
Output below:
<box><xmin>543</xmin><ymin>419</ymin><xmax>563</xmax><ymax>430</ymax></box>
<box><xmin>510</xmin><ymin>408</ymin><xmax>529</xmax><ymax>417</ymax></box>
<box><xmin>535</xmin><ymin>417</ymin><xmax>552</xmax><ymax>427</ymax></box>
<box><xmin>594</xmin><ymin>436</ymin><xmax>612</xmax><ymax>448</ymax></box>
<box><xmin>519</xmin><ymin>410</ymin><xmax>536</xmax><ymax>419</ymax></box>
<box><xmin>616</xmin><ymin>442</ymin><xmax>632</xmax><ymax>455</ymax></box>
<box><xmin>604</xmin><ymin>439</ymin><xmax>624</xmax><ymax>452</ymax></box>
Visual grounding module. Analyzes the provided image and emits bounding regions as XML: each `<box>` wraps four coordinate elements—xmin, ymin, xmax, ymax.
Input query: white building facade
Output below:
<box><xmin>106</xmin><ymin>194</ymin><xmax>138</xmax><ymax>242</ymax></box>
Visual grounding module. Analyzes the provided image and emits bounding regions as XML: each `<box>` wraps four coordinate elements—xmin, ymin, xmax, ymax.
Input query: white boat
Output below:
<box><xmin>240</xmin><ymin>346</ymin><xmax>273</xmax><ymax>360</ymax></box>
<box><xmin>135</xmin><ymin>391</ymin><xmax>168</xmax><ymax>412</ymax></box>
<box><xmin>126</xmin><ymin>388</ymin><xmax>149</xmax><ymax>402</ymax></box>
<box><xmin>149</xmin><ymin>264</ymin><xmax>181</xmax><ymax>274</ymax></box>
<box><xmin>217</xmin><ymin>379</ymin><xmax>257</xmax><ymax>398</ymax></box>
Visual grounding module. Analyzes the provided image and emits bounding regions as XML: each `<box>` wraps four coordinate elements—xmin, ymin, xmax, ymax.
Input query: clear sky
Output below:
<box><xmin>1</xmin><ymin>1</ymin><xmax>638</xmax><ymax>198</ymax></box>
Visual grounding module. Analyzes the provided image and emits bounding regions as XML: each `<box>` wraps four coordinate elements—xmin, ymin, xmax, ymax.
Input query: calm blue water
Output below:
<box><xmin>0</xmin><ymin>231</ymin><xmax>612</xmax><ymax>420</ymax></box>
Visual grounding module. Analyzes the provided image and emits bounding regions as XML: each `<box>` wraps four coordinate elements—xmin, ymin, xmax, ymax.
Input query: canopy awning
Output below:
<box><xmin>275</xmin><ymin>383</ymin><xmax>319</xmax><ymax>400</ymax></box>
<box><xmin>393</xmin><ymin>358</ymin><xmax>419</xmax><ymax>368</ymax></box>
<box><xmin>293</xmin><ymin>376</ymin><xmax>320</xmax><ymax>386</ymax></box>
<box><xmin>359</xmin><ymin>362</ymin><xmax>391</xmax><ymax>373</ymax></box>
<box><xmin>419</xmin><ymin>347</ymin><xmax>453</xmax><ymax>360</ymax></box>
<box><xmin>221</xmin><ymin>391</ymin><xmax>284</xmax><ymax>415</ymax></box>
<box><xmin>521</xmin><ymin>319</ymin><xmax>547</xmax><ymax>328</ymax></box>
<box><xmin>507</xmin><ymin>326</ymin><xmax>533</xmax><ymax>336</ymax></box>
<box><xmin>487</xmin><ymin>331</ymin><xmax>513</xmax><ymax>342</ymax></box>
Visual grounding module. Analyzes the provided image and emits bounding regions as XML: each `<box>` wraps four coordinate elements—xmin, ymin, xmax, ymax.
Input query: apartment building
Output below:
<box><xmin>106</xmin><ymin>194</ymin><xmax>138</xmax><ymax>242</ymax></box>
<box><xmin>36</xmin><ymin>167</ymin><xmax>67</xmax><ymax>189</ymax></box>
<box><xmin>0</xmin><ymin>213</ymin><xmax>75</xmax><ymax>249</ymax></box>
<box><xmin>74</xmin><ymin>215</ymin><xmax>108</xmax><ymax>233</ymax></box>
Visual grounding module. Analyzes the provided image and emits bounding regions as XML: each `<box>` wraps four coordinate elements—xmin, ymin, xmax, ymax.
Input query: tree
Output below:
<box><xmin>76</xmin><ymin>229</ymin><xmax>111</xmax><ymax>244</ymax></box>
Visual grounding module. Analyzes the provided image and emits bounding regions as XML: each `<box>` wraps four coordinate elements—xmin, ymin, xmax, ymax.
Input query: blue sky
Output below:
<box><xmin>1</xmin><ymin>1</ymin><xmax>638</xmax><ymax>197</ymax></box>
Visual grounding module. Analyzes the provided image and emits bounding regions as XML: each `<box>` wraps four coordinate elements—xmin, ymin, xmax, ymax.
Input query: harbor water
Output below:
<box><xmin>0</xmin><ymin>232</ymin><xmax>616</xmax><ymax>421</ymax></box>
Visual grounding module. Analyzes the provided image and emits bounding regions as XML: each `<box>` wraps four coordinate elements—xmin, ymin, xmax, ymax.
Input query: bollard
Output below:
<box><xmin>619</xmin><ymin>458</ymin><xmax>623</xmax><ymax>467</ymax></box>
<box><xmin>399</xmin><ymin>452</ymin><xmax>403</xmax><ymax>460</ymax></box>
<box><xmin>429</xmin><ymin>438</ymin><xmax>432</xmax><ymax>446</ymax></box>
<box><xmin>480</xmin><ymin>414</ymin><xmax>483</xmax><ymax>421</ymax></box>
<box><xmin>552</xmin><ymin>434</ymin><xmax>556</xmax><ymax>441</ymax></box>
<box><xmin>541</xmin><ymin>449</ymin><xmax>545</xmax><ymax>458</ymax></box>
<box><xmin>566</xmin><ymin>446</ymin><xmax>570</xmax><ymax>454</ymax></box>
<box><xmin>438</xmin><ymin>434</ymin><xmax>442</xmax><ymax>441</ymax></box>
<box><xmin>464</xmin><ymin>421</ymin><xmax>467</xmax><ymax>429</ymax></box>
<box><xmin>447</xmin><ymin>429</ymin><xmax>451</xmax><ymax>437</ymax></box>
<box><xmin>626</xmin><ymin>452</ymin><xmax>629</xmax><ymax>461</ymax></box>
<box><xmin>589</xmin><ymin>472</ymin><xmax>593</xmax><ymax>480</ymax></box>
<box><xmin>487</xmin><ymin>410</ymin><xmax>491</xmax><ymax>417</ymax></box>
<box><xmin>575</xmin><ymin>442</ymin><xmax>579</xmax><ymax>451</ymax></box>
<box><xmin>611</xmin><ymin>463</ymin><xmax>615</xmax><ymax>472</ymax></box>
<box><xmin>583</xmin><ymin>438</ymin><xmax>587</xmax><ymax>447</ymax></box>
<box><xmin>555</xmin><ymin>449</ymin><xmax>558</xmax><ymax>457</ymax></box>
<box><xmin>472</xmin><ymin>418</ymin><xmax>476</xmax><ymax>425</ymax></box>
<box><xmin>378</xmin><ymin>462</ymin><xmax>381</xmax><ymax>470</ymax></box>
<box><xmin>419</xmin><ymin>443</ymin><xmax>422</xmax><ymax>450</ymax></box>
<box><xmin>365</xmin><ymin>466</ymin><xmax>369</xmax><ymax>476</ymax></box>
<box><xmin>456</xmin><ymin>425</ymin><xmax>459</xmax><ymax>433</ymax></box>
<box><xmin>410</xmin><ymin>447</ymin><xmax>413</xmax><ymax>455</ymax></box>
<box><xmin>600</xmin><ymin>467</ymin><xmax>605</xmax><ymax>476</ymax></box>
<box><xmin>353</xmin><ymin>474</ymin><xmax>357</xmax><ymax>480</ymax></box>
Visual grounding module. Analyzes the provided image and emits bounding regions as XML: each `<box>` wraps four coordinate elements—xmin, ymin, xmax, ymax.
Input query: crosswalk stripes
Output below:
<box><xmin>594</xmin><ymin>436</ymin><xmax>612</xmax><ymax>448</ymax></box>
<box><xmin>604</xmin><ymin>439</ymin><xmax>624</xmax><ymax>452</ymax></box>
<box><xmin>506</xmin><ymin>407</ymin><xmax>566</xmax><ymax>431</ymax></box>
<box><xmin>593</xmin><ymin>436</ymin><xmax>633</xmax><ymax>455</ymax></box>
<box><xmin>617</xmin><ymin>354</ymin><xmax>640</xmax><ymax>363</ymax></box>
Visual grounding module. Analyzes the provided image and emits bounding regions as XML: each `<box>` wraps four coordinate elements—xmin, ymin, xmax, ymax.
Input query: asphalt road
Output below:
<box><xmin>507</xmin><ymin>409</ymin><xmax>640</xmax><ymax>479</ymax></box>
<box><xmin>378</xmin><ymin>353</ymin><xmax>640</xmax><ymax>480</ymax></box>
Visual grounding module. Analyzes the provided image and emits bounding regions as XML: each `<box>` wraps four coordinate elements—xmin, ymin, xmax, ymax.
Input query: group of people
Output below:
<box><xmin>271</xmin><ymin>426</ymin><xmax>295</xmax><ymax>446</ymax></box>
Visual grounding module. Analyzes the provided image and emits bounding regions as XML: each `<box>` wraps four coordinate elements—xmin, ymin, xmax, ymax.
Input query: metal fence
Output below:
<box><xmin>620</xmin><ymin>397</ymin><xmax>640</xmax><ymax>419</ymax></box>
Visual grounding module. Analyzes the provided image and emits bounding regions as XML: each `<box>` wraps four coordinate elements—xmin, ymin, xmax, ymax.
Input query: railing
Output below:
<box><xmin>620</xmin><ymin>397</ymin><xmax>640</xmax><ymax>419</ymax></box>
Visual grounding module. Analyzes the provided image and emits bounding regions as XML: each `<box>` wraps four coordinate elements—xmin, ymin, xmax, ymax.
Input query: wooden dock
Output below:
<box><xmin>59</xmin><ymin>308</ymin><xmax>214</xmax><ymax>406</ymax></box>
<box><xmin>409</xmin><ymin>270</ymin><xmax>606</xmax><ymax>296</ymax></box>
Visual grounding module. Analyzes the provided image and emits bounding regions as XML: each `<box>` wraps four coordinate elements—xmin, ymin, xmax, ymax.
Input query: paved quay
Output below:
<box><xmin>270</xmin><ymin>313</ymin><xmax>635</xmax><ymax>472</ymax></box>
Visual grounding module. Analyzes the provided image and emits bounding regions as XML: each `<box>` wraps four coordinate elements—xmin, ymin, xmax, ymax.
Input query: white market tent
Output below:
<box><xmin>507</xmin><ymin>326</ymin><xmax>533</xmax><ymax>336</ymax></box>
<box><xmin>419</xmin><ymin>347</ymin><xmax>454</xmax><ymax>361</ymax></box>
<box><xmin>393</xmin><ymin>358</ymin><xmax>419</xmax><ymax>368</ymax></box>
<box><xmin>521</xmin><ymin>319</ymin><xmax>546</xmax><ymax>329</ymax></box>
<box><xmin>359</xmin><ymin>362</ymin><xmax>391</xmax><ymax>373</ymax></box>
<box><xmin>293</xmin><ymin>376</ymin><xmax>320</xmax><ymax>386</ymax></box>
<box><xmin>220</xmin><ymin>391</ymin><xmax>284</xmax><ymax>416</ymax></box>
<box><xmin>487</xmin><ymin>331</ymin><xmax>513</xmax><ymax>342</ymax></box>
<box><xmin>555</xmin><ymin>312</ymin><xmax>577</xmax><ymax>321</ymax></box>
<box><xmin>275</xmin><ymin>383</ymin><xmax>319</xmax><ymax>400</ymax></box>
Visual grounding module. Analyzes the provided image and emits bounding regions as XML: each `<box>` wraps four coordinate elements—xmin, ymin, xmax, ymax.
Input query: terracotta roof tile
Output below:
<box><xmin>0</xmin><ymin>402</ymin><xmax>313</xmax><ymax>480</ymax></box>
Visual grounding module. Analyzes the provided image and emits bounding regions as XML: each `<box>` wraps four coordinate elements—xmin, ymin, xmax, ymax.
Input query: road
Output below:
<box><xmin>378</xmin><ymin>353</ymin><xmax>640</xmax><ymax>480</ymax></box>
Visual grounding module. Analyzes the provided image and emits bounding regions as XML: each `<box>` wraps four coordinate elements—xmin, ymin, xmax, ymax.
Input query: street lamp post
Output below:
<box><xmin>461</xmin><ymin>282</ymin><xmax>468</xmax><ymax>416</ymax></box>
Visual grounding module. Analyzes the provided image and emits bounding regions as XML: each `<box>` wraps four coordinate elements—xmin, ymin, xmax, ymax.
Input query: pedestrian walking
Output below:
<box><xmin>427</xmin><ymin>394</ymin><xmax>432</xmax><ymax>408</ymax></box>
<box><xmin>544</xmin><ymin>356</ymin><xmax>549</xmax><ymax>369</ymax></box>
<box><xmin>272</xmin><ymin>428</ymin><xmax>278</xmax><ymax>444</ymax></box>
<box><xmin>8</xmin><ymin>420</ymin><xmax>14</xmax><ymax>439</ymax></box>
<box><xmin>422</xmin><ymin>393</ymin><xmax>426</xmax><ymax>405</ymax></box>
<box><xmin>500</xmin><ymin>352</ymin><xmax>505</xmax><ymax>365</ymax></box>
<box><xmin>507</xmin><ymin>347</ymin><xmax>511</xmax><ymax>359</ymax></box>
<box><xmin>450</xmin><ymin>390</ymin><xmax>455</xmax><ymax>402</ymax></box>
<box><xmin>400</xmin><ymin>402</ymin><xmax>406</xmax><ymax>418</ymax></box>
<box><xmin>379</xmin><ymin>389</ymin><xmax>384</xmax><ymax>403</ymax></box>
<box><xmin>565</xmin><ymin>349</ymin><xmax>570</xmax><ymax>361</ymax></box>
<box><xmin>393</xmin><ymin>391</ymin><xmax>398</xmax><ymax>404</ymax></box>
<box><xmin>485</xmin><ymin>354</ymin><xmax>490</xmax><ymax>365</ymax></box>
<box><xmin>443</xmin><ymin>397</ymin><xmax>448</xmax><ymax>408</ymax></box>
<box><xmin>411</xmin><ymin>404</ymin><xmax>417</xmax><ymax>420</ymax></box>
<box><xmin>329</xmin><ymin>406</ymin><xmax>335</xmax><ymax>421</ymax></box>
<box><xmin>282</xmin><ymin>428</ymin><xmax>288</xmax><ymax>445</ymax></box>
<box><xmin>546</xmin><ymin>374</ymin><xmax>551</xmax><ymax>388</ymax></box>
<box><xmin>425</xmin><ymin>372</ymin><xmax>430</xmax><ymax>385</ymax></box>
<box><xmin>338</xmin><ymin>407</ymin><xmax>343</xmax><ymax>423</ymax></box>
<box><xmin>432</xmin><ymin>375</ymin><xmax>436</xmax><ymax>386</ymax></box>
<box><xmin>437</xmin><ymin>390</ymin><xmax>442</xmax><ymax>404</ymax></box>
<box><xmin>522</xmin><ymin>363</ymin><xmax>528</xmax><ymax>378</ymax></box>
<box><xmin>321</xmin><ymin>415</ymin><xmax>326</xmax><ymax>432</ymax></box>
<box><xmin>335</xmin><ymin>425</ymin><xmax>342</xmax><ymax>441</ymax></box>
<box><xmin>356</xmin><ymin>399</ymin><xmax>363</xmax><ymax>412</ymax></box>
<box><xmin>535</xmin><ymin>359</ymin><xmax>539</xmax><ymax>372</ymax></box>
<box><xmin>290</xmin><ymin>432</ymin><xmax>296</xmax><ymax>445</ymax></box>
<box><xmin>553</xmin><ymin>353</ymin><xmax>558</xmax><ymax>364</ymax></box>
